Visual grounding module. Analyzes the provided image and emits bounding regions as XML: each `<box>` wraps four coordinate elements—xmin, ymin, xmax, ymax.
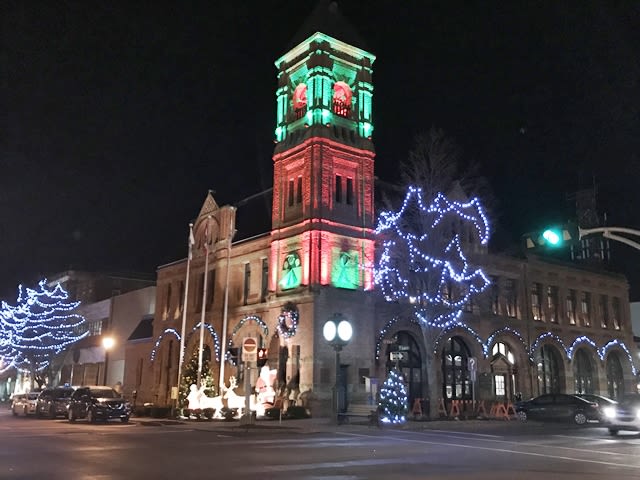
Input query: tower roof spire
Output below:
<box><xmin>288</xmin><ymin>1</ymin><xmax>367</xmax><ymax>51</ymax></box>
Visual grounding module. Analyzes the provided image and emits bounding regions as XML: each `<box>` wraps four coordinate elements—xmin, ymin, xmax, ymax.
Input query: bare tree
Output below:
<box><xmin>375</xmin><ymin>128</ymin><xmax>493</xmax><ymax>418</ymax></box>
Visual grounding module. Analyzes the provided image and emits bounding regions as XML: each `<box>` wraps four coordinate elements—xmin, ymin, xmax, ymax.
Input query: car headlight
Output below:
<box><xmin>603</xmin><ymin>406</ymin><xmax>616</xmax><ymax>419</ymax></box>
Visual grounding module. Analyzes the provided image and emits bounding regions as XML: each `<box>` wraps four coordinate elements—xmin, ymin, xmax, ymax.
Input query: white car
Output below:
<box><xmin>603</xmin><ymin>394</ymin><xmax>640</xmax><ymax>435</ymax></box>
<box><xmin>11</xmin><ymin>392</ymin><xmax>39</xmax><ymax>416</ymax></box>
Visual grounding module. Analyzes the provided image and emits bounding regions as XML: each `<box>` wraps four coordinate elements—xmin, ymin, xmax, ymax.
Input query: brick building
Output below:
<box><xmin>136</xmin><ymin>2</ymin><xmax>636</xmax><ymax>417</ymax></box>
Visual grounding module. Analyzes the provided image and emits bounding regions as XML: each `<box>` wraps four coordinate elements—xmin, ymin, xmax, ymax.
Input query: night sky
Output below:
<box><xmin>3</xmin><ymin>1</ymin><xmax>640</xmax><ymax>300</ymax></box>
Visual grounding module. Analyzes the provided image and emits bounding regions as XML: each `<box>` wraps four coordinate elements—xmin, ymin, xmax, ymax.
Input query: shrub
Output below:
<box><xmin>285</xmin><ymin>406</ymin><xmax>310</xmax><ymax>419</ymax></box>
<box><xmin>150</xmin><ymin>407</ymin><xmax>171</xmax><ymax>418</ymax></box>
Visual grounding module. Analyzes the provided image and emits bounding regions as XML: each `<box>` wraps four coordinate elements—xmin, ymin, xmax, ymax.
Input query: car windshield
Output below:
<box><xmin>90</xmin><ymin>389</ymin><xmax>119</xmax><ymax>399</ymax></box>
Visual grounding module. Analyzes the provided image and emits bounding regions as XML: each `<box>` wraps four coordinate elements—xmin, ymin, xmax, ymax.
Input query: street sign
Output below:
<box><xmin>468</xmin><ymin>356</ymin><xmax>477</xmax><ymax>382</ymax></box>
<box><xmin>242</xmin><ymin>337</ymin><xmax>257</xmax><ymax>363</ymax></box>
<box><xmin>390</xmin><ymin>352</ymin><xmax>406</xmax><ymax>362</ymax></box>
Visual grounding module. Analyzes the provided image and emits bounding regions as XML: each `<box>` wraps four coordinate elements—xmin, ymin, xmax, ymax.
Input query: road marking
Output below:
<box><xmin>403</xmin><ymin>428</ymin><xmax>501</xmax><ymax>438</ymax></box>
<box><xmin>398</xmin><ymin>429</ymin><xmax>637</xmax><ymax>457</ymax></box>
<box><xmin>339</xmin><ymin>432</ymin><xmax>640</xmax><ymax>470</ymax></box>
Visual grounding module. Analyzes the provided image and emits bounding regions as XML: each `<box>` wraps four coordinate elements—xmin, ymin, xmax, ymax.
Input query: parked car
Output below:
<box><xmin>603</xmin><ymin>393</ymin><xmax>640</xmax><ymax>435</ymax></box>
<box><xmin>36</xmin><ymin>386</ymin><xmax>75</xmax><ymax>418</ymax></box>
<box><xmin>515</xmin><ymin>393</ymin><xmax>599</xmax><ymax>425</ymax></box>
<box><xmin>67</xmin><ymin>386</ymin><xmax>131</xmax><ymax>423</ymax></box>
<box><xmin>11</xmin><ymin>392</ymin><xmax>39</xmax><ymax>417</ymax></box>
<box><xmin>575</xmin><ymin>394</ymin><xmax>617</xmax><ymax>422</ymax></box>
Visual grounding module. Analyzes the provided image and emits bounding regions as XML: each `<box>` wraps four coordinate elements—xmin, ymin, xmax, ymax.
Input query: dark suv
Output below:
<box><xmin>68</xmin><ymin>386</ymin><xmax>131</xmax><ymax>423</ymax></box>
<box><xmin>36</xmin><ymin>387</ymin><xmax>75</xmax><ymax>418</ymax></box>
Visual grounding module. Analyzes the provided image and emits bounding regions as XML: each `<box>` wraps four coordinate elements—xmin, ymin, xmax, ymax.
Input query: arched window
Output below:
<box><xmin>385</xmin><ymin>331</ymin><xmax>423</xmax><ymax>408</ymax></box>
<box><xmin>442</xmin><ymin>336</ymin><xmax>471</xmax><ymax>401</ymax></box>
<box><xmin>537</xmin><ymin>345</ymin><xmax>561</xmax><ymax>394</ymax></box>
<box><xmin>491</xmin><ymin>342</ymin><xmax>517</xmax><ymax>399</ymax></box>
<box><xmin>492</xmin><ymin>342</ymin><xmax>515</xmax><ymax>365</ymax></box>
<box><xmin>606</xmin><ymin>352</ymin><xmax>624</xmax><ymax>400</ymax></box>
<box><xmin>332</xmin><ymin>81</ymin><xmax>352</xmax><ymax>117</ymax></box>
<box><xmin>573</xmin><ymin>349</ymin><xmax>594</xmax><ymax>394</ymax></box>
<box><xmin>293</xmin><ymin>83</ymin><xmax>307</xmax><ymax>119</ymax></box>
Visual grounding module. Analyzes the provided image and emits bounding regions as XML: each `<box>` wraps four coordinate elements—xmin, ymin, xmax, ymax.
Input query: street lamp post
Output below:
<box><xmin>102</xmin><ymin>336</ymin><xmax>115</xmax><ymax>386</ymax></box>
<box><xmin>323</xmin><ymin>314</ymin><xmax>353</xmax><ymax>424</ymax></box>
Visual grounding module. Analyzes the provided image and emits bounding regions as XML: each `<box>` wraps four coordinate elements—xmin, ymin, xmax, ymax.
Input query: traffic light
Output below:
<box><xmin>523</xmin><ymin>223</ymin><xmax>579</xmax><ymax>250</ymax></box>
<box><xmin>257</xmin><ymin>348</ymin><xmax>268</xmax><ymax>367</ymax></box>
<box><xmin>228</xmin><ymin>347</ymin><xmax>239</xmax><ymax>364</ymax></box>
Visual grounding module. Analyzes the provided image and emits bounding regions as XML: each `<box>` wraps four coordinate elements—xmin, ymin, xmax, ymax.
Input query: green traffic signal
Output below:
<box><xmin>523</xmin><ymin>224</ymin><xmax>578</xmax><ymax>250</ymax></box>
<box><xmin>542</xmin><ymin>228</ymin><xmax>562</xmax><ymax>246</ymax></box>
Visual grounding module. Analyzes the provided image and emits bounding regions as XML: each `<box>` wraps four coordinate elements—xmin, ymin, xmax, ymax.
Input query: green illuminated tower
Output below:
<box><xmin>270</xmin><ymin>1</ymin><xmax>376</xmax><ymax>292</ymax></box>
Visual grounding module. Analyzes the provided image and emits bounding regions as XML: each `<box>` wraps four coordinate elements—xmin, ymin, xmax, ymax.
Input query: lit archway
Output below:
<box><xmin>384</xmin><ymin>331</ymin><xmax>423</xmax><ymax>408</ymax></box>
<box><xmin>442</xmin><ymin>336</ymin><xmax>471</xmax><ymax>402</ymax></box>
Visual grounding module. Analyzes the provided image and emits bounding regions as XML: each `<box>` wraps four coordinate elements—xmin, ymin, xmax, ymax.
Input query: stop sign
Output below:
<box><xmin>242</xmin><ymin>337</ymin><xmax>257</xmax><ymax>362</ymax></box>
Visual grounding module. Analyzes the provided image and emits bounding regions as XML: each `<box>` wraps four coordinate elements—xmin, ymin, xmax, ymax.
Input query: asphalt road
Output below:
<box><xmin>2</xmin><ymin>410</ymin><xmax>640</xmax><ymax>479</ymax></box>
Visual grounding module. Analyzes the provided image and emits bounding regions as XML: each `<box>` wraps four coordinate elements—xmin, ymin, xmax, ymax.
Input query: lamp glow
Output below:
<box><xmin>337</xmin><ymin>320</ymin><xmax>353</xmax><ymax>342</ymax></box>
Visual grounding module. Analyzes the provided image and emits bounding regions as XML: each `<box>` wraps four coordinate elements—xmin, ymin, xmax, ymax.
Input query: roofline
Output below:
<box><xmin>275</xmin><ymin>31</ymin><xmax>375</xmax><ymax>69</ymax></box>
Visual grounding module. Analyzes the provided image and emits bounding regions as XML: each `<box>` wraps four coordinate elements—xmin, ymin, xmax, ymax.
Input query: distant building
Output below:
<box><xmin>59</xmin><ymin>285</ymin><xmax>156</xmax><ymax>389</ymax></box>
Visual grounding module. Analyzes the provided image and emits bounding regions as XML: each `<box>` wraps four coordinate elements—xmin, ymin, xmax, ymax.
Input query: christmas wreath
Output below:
<box><xmin>277</xmin><ymin>302</ymin><xmax>299</xmax><ymax>339</ymax></box>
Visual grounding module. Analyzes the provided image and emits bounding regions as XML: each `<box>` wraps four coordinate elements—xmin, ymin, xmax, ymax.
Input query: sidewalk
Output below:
<box><xmin>132</xmin><ymin>415</ymin><xmax>521</xmax><ymax>434</ymax></box>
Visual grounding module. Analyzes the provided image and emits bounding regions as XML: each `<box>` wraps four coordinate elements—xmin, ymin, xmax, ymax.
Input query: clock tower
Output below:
<box><xmin>270</xmin><ymin>1</ymin><xmax>376</xmax><ymax>293</ymax></box>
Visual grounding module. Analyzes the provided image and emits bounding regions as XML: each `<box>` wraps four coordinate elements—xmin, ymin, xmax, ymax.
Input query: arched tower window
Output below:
<box><xmin>293</xmin><ymin>83</ymin><xmax>307</xmax><ymax>119</ymax></box>
<box><xmin>606</xmin><ymin>352</ymin><xmax>624</xmax><ymax>400</ymax></box>
<box><xmin>332</xmin><ymin>81</ymin><xmax>352</xmax><ymax>117</ymax></box>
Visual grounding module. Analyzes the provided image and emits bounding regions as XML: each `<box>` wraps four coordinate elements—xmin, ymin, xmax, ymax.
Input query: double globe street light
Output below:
<box><xmin>323</xmin><ymin>314</ymin><xmax>353</xmax><ymax>423</ymax></box>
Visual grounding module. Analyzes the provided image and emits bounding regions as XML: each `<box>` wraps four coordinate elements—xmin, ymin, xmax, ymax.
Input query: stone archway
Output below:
<box><xmin>573</xmin><ymin>348</ymin><xmax>597</xmax><ymax>394</ymax></box>
<box><xmin>537</xmin><ymin>344</ymin><xmax>564</xmax><ymax>394</ymax></box>
<box><xmin>606</xmin><ymin>351</ymin><xmax>625</xmax><ymax>400</ymax></box>
<box><xmin>441</xmin><ymin>336</ymin><xmax>472</xmax><ymax>403</ymax></box>
<box><xmin>384</xmin><ymin>330</ymin><xmax>423</xmax><ymax>410</ymax></box>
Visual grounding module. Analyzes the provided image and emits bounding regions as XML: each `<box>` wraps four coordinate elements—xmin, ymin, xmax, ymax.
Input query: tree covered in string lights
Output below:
<box><xmin>0</xmin><ymin>280</ymin><xmax>87</xmax><ymax>387</ymax></box>
<box><xmin>374</xmin><ymin>131</ymin><xmax>492</xmax><ymax>418</ymax></box>
<box><xmin>378</xmin><ymin>369</ymin><xmax>408</xmax><ymax>424</ymax></box>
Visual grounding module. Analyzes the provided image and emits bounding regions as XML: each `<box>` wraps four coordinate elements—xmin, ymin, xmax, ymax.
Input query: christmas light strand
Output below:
<box><xmin>150</xmin><ymin>328</ymin><xmax>181</xmax><ymax>362</ymax></box>
<box><xmin>600</xmin><ymin>339</ymin><xmax>637</xmax><ymax>376</ymax></box>
<box><xmin>226</xmin><ymin>315</ymin><xmax>269</xmax><ymax>365</ymax></box>
<box><xmin>483</xmin><ymin>327</ymin><xmax>527</xmax><ymax>358</ymax></box>
<box><xmin>566</xmin><ymin>335</ymin><xmax>598</xmax><ymax>360</ymax></box>
<box><xmin>185</xmin><ymin>323</ymin><xmax>221</xmax><ymax>362</ymax></box>
<box><xmin>374</xmin><ymin>187</ymin><xmax>491</xmax><ymax>328</ymax></box>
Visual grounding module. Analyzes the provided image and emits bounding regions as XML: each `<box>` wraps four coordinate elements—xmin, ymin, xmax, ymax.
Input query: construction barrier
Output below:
<box><xmin>436</xmin><ymin>399</ymin><xmax>515</xmax><ymax>420</ymax></box>
<box><xmin>438</xmin><ymin>398</ymin><xmax>448</xmax><ymax>418</ymax></box>
<box><xmin>412</xmin><ymin>398</ymin><xmax>423</xmax><ymax>417</ymax></box>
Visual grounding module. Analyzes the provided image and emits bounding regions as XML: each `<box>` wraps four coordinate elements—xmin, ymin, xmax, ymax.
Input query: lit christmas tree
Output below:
<box><xmin>179</xmin><ymin>347</ymin><xmax>215</xmax><ymax>413</ymax></box>
<box><xmin>378</xmin><ymin>369</ymin><xmax>408</xmax><ymax>424</ymax></box>
<box><xmin>0</xmin><ymin>280</ymin><xmax>87</xmax><ymax>386</ymax></box>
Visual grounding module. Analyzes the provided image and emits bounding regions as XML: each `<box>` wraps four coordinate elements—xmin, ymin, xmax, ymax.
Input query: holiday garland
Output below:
<box><xmin>277</xmin><ymin>302</ymin><xmax>299</xmax><ymax>339</ymax></box>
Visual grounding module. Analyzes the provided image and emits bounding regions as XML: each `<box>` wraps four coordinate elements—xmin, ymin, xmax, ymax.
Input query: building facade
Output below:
<box><xmin>140</xmin><ymin>3</ymin><xmax>636</xmax><ymax>417</ymax></box>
